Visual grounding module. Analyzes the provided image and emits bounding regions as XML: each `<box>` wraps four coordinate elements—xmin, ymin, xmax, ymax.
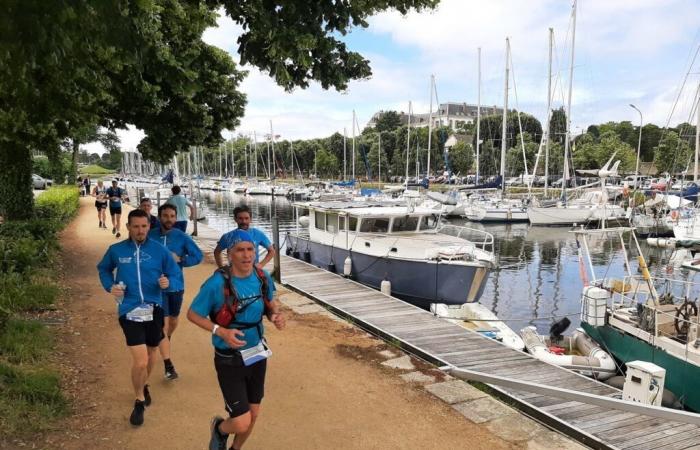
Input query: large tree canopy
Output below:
<box><xmin>0</xmin><ymin>0</ymin><xmax>436</xmax><ymax>219</ymax></box>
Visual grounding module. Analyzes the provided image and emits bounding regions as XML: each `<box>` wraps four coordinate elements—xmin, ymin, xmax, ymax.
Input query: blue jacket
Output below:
<box><xmin>147</xmin><ymin>227</ymin><xmax>203</xmax><ymax>292</ymax></box>
<box><xmin>97</xmin><ymin>237</ymin><xmax>182</xmax><ymax>316</ymax></box>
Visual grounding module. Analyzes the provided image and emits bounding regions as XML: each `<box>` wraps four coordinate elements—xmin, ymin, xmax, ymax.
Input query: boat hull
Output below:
<box><xmin>527</xmin><ymin>206</ymin><xmax>593</xmax><ymax>226</ymax></box>
<box><xmin>464</xmin><ymin>207</ymin><xmax>529</xmax><ymax>223</ymax></box>
<box><xmin>582</xmin><ymin>322</ymin><xmax>700</xmax><ymax>412</ymax></box>
<box><xmin>287</xmin><ymin>235</ymin><xmax>491</xmax><ymax>309</ymax></box>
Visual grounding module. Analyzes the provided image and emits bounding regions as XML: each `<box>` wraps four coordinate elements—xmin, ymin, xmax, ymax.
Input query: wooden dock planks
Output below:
<box><xmin>279</xmin><ymin>255</ymin><xmax>700</xmax><ymax>450</ymax></box>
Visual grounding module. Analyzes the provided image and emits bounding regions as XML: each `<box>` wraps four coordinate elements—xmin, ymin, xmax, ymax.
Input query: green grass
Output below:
<box><xmin>0</xmin><ymin>273</ymin><xmax>59</xmax><ymax>313</ymax></box>
<box><xmin>78</xmin><ymin>164</ymin><xmax>115</xmax><ymax>175</ymax></box>
<box><xmin>0</xmin><ymin>362</ymin><xmax>68</xmax><ymax>437</ymax></box>
<box><xmin>0</xmin><ymin>319</ymin><xmax>52</xmax><ymax>364</ymax></box>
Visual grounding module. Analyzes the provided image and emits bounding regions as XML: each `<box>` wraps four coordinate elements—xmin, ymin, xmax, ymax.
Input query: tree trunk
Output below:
<box><xmin>0</xmin><ymin>142</ymin><xmax>34</xmax><ymax>220</ymax></box>
<box><xmin>71</xmin><ymin>139</ymin><xmax>80</xmax><ymax>183</ymax></box>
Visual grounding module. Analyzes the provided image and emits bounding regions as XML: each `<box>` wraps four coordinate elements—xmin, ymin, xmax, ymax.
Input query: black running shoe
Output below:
<box><xmin>209</xmin><ymin>416</ymin><xmax>228</xmax><ymax>450</ymax></box>
<box><xmin>130</xmin><ymin>400</ymin><xmax>146</xmax><ymax>426</ymax></box>
<box><xmin>143</xmin><ymin>384</ymin><xmax>152</xmax><ymax>406</ymax></box>
<box><xmin>165</xmin><ymin>364</ymin><xmax>179</xmax><ymax>380</ymax></box>
<box><xmin>112</xmin><ymin>227</ymin><xmax>116</xmax><ymax>234</ymax></box>
<box><xmin>116</xmin><ymin>232</ymin><xmax>121</xmax><ymax>238</ymax></box>
<box><xmin>99</xmin><ymin>221</ymin><xmax>102</xmax><ymax>228</ymax></box>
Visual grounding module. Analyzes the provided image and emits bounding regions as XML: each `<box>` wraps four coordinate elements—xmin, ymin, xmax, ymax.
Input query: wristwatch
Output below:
<box><xmin>212</xmin><ymin>324</ymin><xmax>220</xmax><ymax>335</ymax></box>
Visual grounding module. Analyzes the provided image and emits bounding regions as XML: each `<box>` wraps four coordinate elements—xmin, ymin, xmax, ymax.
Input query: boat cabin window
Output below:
<box><xmin>314</xmin><ymin>211</ymin><xmax>326</xmax><ymax>230</ymax></box>
<box><xmin>418</xmin><ymin>215</ymin><xmax>439</xmax><ymax>230</ymax></box>
<box><xmin>326</xmin><ymin>213</ymin><xmax>339</xmax><ymax>233</ymax></box>
<box><xmin>348</xmin><ymin>216</ymin><xmax>358</xmax><ymax>232</ymax></box>
<box><xmin>391</xmin><ymin>216</ymin><xmax>419</xmax><ymax>232</ymax></box>
<box><xmin>359</xmin><ymin>218</ymin><xmax>390</xmax><ymax>233</ymax></box>
<box><xmin>339</xmin><ymin>216</ymin><xmax>346</xmax><ymax>232</ymax></box>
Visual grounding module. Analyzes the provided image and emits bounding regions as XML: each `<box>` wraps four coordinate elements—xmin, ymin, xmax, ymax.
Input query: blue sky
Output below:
<box><xmin>87</xmin><ymin>0</ymin><xmax>700</xmax><ymax>153</ymax></box>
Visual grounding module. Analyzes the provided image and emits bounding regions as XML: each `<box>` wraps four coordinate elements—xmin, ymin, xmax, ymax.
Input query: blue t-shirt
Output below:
<box><xmin>166</xmin><ymin>194</ymin><xmax>193</xmax><ymax>222</ymax></box>
<box><xmin>190</xmin><ymin>269</ymin><xmax>276</xmax><ymax>351</ymax></box>
<box><xmin>217</xmin><ymin>228</ymin><xmax>272</xmax><ymax>264</ymax></box>
<box><xmin>106</xmin><ymin>187</ymin><xmax>125</xmax><ymax>208</ymax></box>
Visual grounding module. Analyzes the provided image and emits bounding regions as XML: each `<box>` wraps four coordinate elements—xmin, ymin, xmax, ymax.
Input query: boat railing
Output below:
<box><xmin>647</xmin><ymin>306</ymin><xmax>700</xmax><ymax>362</ymax></box>
<box><xmin>437</xmin><ymin>224</ymin><xmax>495</xmax><ymax>254</ymax></box>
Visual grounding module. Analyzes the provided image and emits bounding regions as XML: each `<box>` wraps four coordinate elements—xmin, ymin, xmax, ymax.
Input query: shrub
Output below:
<box><xmin>0</xmin><ymin>219</ymin><xmax>61</xmax><ymax>242</ymax></box>
<box><xmin>0</xmin><ymin>319</ymin><xmax>52</xmax><ymax>363</ymax></box>
<box><xmin>35</xmin><ymin>186</ymin><xmax>80</xmax><ymax>223</ymax></box>
<box><xmin>0</xmin><ymin>273</ymin><xmax>59</xmax><ymax>313</ymax></box>
<box><xmin>0</xmin><ymin>362</ymin><xmax>68</xmax><ymax>436</ymax></box>
<box><xmin>0</xmin><ymin>236</ymin><xmax>45</xmax><ymax>274</ymax></box>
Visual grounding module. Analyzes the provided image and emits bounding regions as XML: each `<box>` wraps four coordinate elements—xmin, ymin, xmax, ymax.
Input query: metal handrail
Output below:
<box><xmin>437</xmin><ymin>224</ymin><xmax>495</xmax><ymax>253</ymax></box>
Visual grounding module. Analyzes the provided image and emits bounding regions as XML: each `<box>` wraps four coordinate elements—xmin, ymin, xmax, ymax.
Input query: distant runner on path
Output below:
<box><xmin>166</xmin><ymin>185</ymin><xmax>193</xmax><ymax>233</ymax></box>
<box><xmin>214</xmin><ymin>205</ymin><xmax>275</xmax><ymax>270</ymax></box>
<box><xmin>92</xmin><ymin>180</ymin><xmax>108</xmax><ymax>229</ymax></box>
<box><xmin>97</xmin><ymin>209</ymin><xmax>181</xmax><ymax>426</ymax></box>
<box><xmin>187</xmin><ymin>229</ymin><xmax>285</xmax><ymax>450</ymax></box>
<box><xmin>106</xmin><ymin>180</ymin><xmax>129</xmax><ymax>238</ymax></box>
<box><xmin>148</xmin><ymin>203</ymin><xmax>203</xmax><ymax>380</ymax></box>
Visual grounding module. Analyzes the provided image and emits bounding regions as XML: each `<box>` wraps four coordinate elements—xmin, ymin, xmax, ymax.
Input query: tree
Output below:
<box><xmin>549</xmin><ymin>107</ymin><xmax>567</xmax><ymax>146</ymax></box>
<box><xmin>315</xmin><ymin>149</ymin><xmax>339</xmax><ymax>178</ymax></box>
<box><xmin>640</xmin><ymin>124</ymin><xmax>662</xmax><ymax>162</ymax></box>
<box><xmin>1</xmin><ymin>0</ymin><xmax>436</xmax><ymax>220</ymax></box>
<box><xmin>505</xmin><ymin>132</ymin><xmax>539</xmax><ymax>176</ymax></box>
<box><xmin>654</xmin><ymin>131</ymin><xmax>691</xmax><ymax>175</ymax></box>
<box><xmin>573</xmin><ymin>131</ymin><xmax>636</xmax><ymax>172</ymax></box>
<box><xmin>448</xmin><ymin>141</ymin><xmax>474</xmax><ymax>175</ymax></box>
<box><xmin>476</xmin><ymin>112</ymin><xmax>542</xmax><ymax>154</ymax></box>
<box><xmin>373</xmin><ymin>111</ymin><xmax>403</xmax><ymax>133</ymax></box>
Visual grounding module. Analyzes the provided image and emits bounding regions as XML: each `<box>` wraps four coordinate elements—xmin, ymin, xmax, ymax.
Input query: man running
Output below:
<box><xmin>214</xmin><ymin>205</ymin><xmax>275</xmax><ymax>270</ymax></box>
<box><xmin>139</xmin><ymin>197</ymin><xmax>159</xmax><ymax>230</ymax></box>
<box><xmin>187</xmin><ymin>229</ymin><xmax>285</xmax><ymax>450</ymax></box>
<box><xmin>166</xmin><ymin>185</ymin><xmax>194</xmax><ymax>232</ymax></box>
<box><xmin>92</xmin><ymin>180</ymin><xmax>108</xmax><ymax>229</ymax></box>
<box><xmin>106</xmin><ymin>179</ymin><xmax>129</xmax><ymax>238</ymax></box>
<box><xmin>97</xmin><ymin>209</ymin><xmax>181</xmax><ymax>426</ymax></box>
<box><xmin>148</xmin><ymin>203</ymin><xmax>203</xmax><ymax>380</ymax></box>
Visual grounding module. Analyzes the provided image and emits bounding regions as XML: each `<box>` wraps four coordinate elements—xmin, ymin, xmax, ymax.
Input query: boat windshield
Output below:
<box><xmin>359</xmin><ymin>217</ymin><xmax>390</xmax><ymax>233</ymax></box>
<box><xmin>392</xmin><ymin>216</ymin><xmax>419</xmax><ymax>232</ymax></box>
<box><xmin>418</xmin><ymin>215</ymin><xmax>439</xmax><ymax>230</ymax></box>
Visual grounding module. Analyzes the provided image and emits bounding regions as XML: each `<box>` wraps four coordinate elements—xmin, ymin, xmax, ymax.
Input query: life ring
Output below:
<box><xmin>671</xmin><ymin>210</ymin><xmax>679</xmax><ymax>220</ymax></box>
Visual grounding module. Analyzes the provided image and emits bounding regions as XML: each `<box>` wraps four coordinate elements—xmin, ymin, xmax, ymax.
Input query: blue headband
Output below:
<box><xmin>226</xmin><ymin>229</ymin><xmax>254</xmax><ymax>249</ymax></box>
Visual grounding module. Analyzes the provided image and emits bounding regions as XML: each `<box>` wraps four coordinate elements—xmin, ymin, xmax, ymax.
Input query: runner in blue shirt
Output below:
<box><xmin>214</xmin><ymin>205</ymin><xmax>276</xmax><ymax>270</ymax></box>
<box><xmin>97</xmin><ymin>209</ymin><xmax>181</xmax><ymax>426</ymax></box>
<box><xmin>106</xmin><ymin>179</ymin><xmax>129</xmax><ymax>238</ymax></box>
<box><xmin>148</xmin><ymin>203</ymin><xmax>203</xmax><ymax>380</ymax></box>
<box><xmin>187</xmin><ymin>229</ymin><xmax>285</xmax><ymax>450</ymax></box>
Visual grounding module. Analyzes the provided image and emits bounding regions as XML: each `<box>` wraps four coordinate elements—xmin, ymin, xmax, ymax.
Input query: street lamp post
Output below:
<box><xmin>630</xmin><ymin>104</ymin><xmax>643</xmax><ymax>190</ymax></box>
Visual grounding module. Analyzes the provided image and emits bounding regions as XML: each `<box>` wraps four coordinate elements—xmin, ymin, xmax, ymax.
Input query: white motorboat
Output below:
<box><xmin>520</xmin><ymin>326</ymin><xmax>616</xmax><ymax>380</ymax></box>
<box><xmin>246</xmin><ymin>182</ymin><xmax>274</xmax><ymax>195</ymax></box>
<box><xmin>287</xmin><ymin>200</ymin><xmax>496</xmax><ymax>308</ymax></box>
<box><xmin>463</xmin><ymin>196</ymin><xmax>529</xmax><ymax>223</ymax></box>
<box><xmin>432</xmin><ymin>303</ymin><xmax>524</xmax><ymax>351</ymax></box>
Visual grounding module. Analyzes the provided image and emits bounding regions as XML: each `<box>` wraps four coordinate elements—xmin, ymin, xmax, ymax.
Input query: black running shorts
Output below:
<box><xmin>95</xmin><ymin>201</ymin><xmax>107</xmax><ymax>210</ymax></box>
<box><xmin>214</xmin><ymin>349</ymin><xmax>267</xmax><ymax>418</ymax></box>
<box><xmin>118</xmin><ymin>306</ymin><xmax>165</xmax><ymax>347</ymax></box>
<box><xmin>109</xmin><ymin>206</ymin><xmax>122</xmax><ymax>216</ymax></box>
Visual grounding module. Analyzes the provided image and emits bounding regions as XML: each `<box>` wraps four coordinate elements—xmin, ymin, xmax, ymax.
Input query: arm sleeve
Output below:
<box><xmin>258</xmin><ymin>230</ymin><xmax>272</xmax><ymax>249</ymax></box>
<box><xmin>97</xmin><ymin>248</ymin><xmax>116</xmax><ymax>292</ymax></box>
<box><xmin>190</xmin><ymin>276</ymin><xmax>217</xmax><ymax>317</ymax></box>
<box><xmin>162</xmin><ymin>247</ymin><xmax>182</xmax><ymax>282</ymax></box>
<box><xmin>181</xmin><ymin>236</ymin><xmax>204</xmax><ymax>268</ymax></box>
<box><xmin>216</xmin><ymin>234</ymin><xmax>229</xmax><ymax>252</ymax></box>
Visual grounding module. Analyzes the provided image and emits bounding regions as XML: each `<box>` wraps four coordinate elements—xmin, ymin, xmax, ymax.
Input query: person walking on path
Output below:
<box><xmin>106</xmin><ymin>179</ymin><xmax>129</xmax><ymax>238</ymax></box>
<box><xmin>166</xmin><ymin>185</ymin><xmax>193</xmax><ymax>232</ymax></box>
<box><xmin>139</xmin><ymin>197</ymin><xmax>160</xmax><ymax>230</ymax></box>
<box><xmin>83</xmin><ymin>176</ymin><xmax>91</xmax><ymax>197</ymax></box>
<box><xmin>214</xmin><ymin>205</ymin><xmax>275</xmax><ymax>270</ymax></box>
<box><xmin>92</xmin><ymin>180</ymin><xmax>109</xmax><ymax>229</ymax></box>
<box><xmin>148</xmin><ymin>203</ymin><xmax>203</xmax><ymax>380</ymax></box>
<box><xmin>97</xmin><ymin>209</ymin><xmax>181</xmax><ymax>426</ymax></box>
<box><xmin>187</xmin><ymin>229</ymin><xmax>285</xmax><ymax>450</ymax></box>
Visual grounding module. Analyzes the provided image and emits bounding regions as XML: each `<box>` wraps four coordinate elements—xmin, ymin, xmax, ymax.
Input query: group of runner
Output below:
<box><xmin>96</xmin><ymin>186</ymin><xmax>282</xmax><ymax>450</ymax></box>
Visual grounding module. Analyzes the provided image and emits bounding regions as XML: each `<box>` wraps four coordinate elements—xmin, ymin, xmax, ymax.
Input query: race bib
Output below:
<box><xmin>126</xmin><ymin>304</ymin><xmax>154</xmax><ymax>322</ymax></box>
<box><xmin>240</xmin><ymin>340</ymin><xmax>272</xmax><ymax>366</ymax></box>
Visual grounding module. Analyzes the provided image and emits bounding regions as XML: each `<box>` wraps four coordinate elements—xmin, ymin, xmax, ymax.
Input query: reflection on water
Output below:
<box><xmin>196</xmin><ymin>191</ymin><xmax>700</xmax><ymax>335</ymax></box>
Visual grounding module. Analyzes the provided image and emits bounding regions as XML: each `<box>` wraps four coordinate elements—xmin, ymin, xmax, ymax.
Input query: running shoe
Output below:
<box><xmin>116</xmin><ymin>232</ymin><xmax>121</xmax><ymax>238</ymax></box>
<box><xmin>112</xmin><ymin>227</ymin><xmax>116</xmax><ymax>234</ymax></box>
<box><xmin>99</xmin><ymin>221</ymin><xmax>102</xmax><ymax>228</ymax></box>
<box><xmin>144</xmin><ymin>384</ymin><xmax>152</xmax><ymax>406</ymax></box>
<box><xmin>165</xmin><ymin>364</ymin><xmax>179</xmax><ymax>380</ymax></box>
<box><xmin>130</xmin><ymin>400</ymin><xmax>146</xmax><ymax>426</ymax></box>
<box><xmin>209</xmin><ymin>416</ymin><xmax>228</xmax><ymax>450</ymax></box>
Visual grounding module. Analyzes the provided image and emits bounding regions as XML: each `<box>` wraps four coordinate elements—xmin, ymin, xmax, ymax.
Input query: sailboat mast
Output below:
<box><xmin>269</xmin><ymin>120</ymin><xmax>276</xmax><ymax>183</ymax></box>
<box><xmin>563</xmin><ymin>0</ymin><xmax>577</xmax><ymax>201</ymax></box>
<box><xmin>352</xmin><ymin>110</ymin><xmax>356</xmax><ymax>182</ymax></box>
<box><xmin>545</xmin><ymin>28</ymin><xmax>553</xmax><ymax>196</ymax></box>
<box><xmin>427</xmin><ymin>74</ymin><xmax>434</xmax><ymax>179</ymax></box>
<box><xmin>500</xmin><ymin>38</ymin><xmax>510</xmax><ymax>196</ymax></box>
<box><xmin>343</xmin><ymin>127</ymin><xmax>347</xmax><ymax>181</ymax></box>
<box><xmin>405</xmin><ymin>101</ymin><xmax>412</xmax><ymax>182</ymax></box>
<box><xmin>695</xmin><ymin>81</ymin><xmax>699</xmax><ymax>182</ymax></box>
<box><xmin>476</xmin><ymin>47</ymin><xmax>481</xmax><ymax>184</ymax></box>
<box><xmin>378</xmin><ymin>133</ymin><xmax>382</xmax><ymax>185</ymax></box>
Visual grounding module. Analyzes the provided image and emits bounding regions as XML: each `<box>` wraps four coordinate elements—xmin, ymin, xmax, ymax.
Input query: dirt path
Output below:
<box><xmin>49</xmin><ymin>198</ymin><xmax>522</xmax><ymax>449</ymax></box>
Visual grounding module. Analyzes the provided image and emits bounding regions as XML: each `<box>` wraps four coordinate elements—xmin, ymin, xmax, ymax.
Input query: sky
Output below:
<box><xmin>85</xmin><ymin>0</ymin><xmax>700</xmax><ymax>154</ymax></box>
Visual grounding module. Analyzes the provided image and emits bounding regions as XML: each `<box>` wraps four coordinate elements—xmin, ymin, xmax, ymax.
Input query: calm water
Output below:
<box><xmin>190</xmin><ymin>190</ymin><xmax>698</xmax><ymax>335</ymax></box>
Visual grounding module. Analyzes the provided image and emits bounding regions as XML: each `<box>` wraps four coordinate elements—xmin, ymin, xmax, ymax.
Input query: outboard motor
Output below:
<box><xmin>549</xmin><ymin>317</ymin><xmax>571</xmax><ymax>343</ymax></box>
<box><xmin>327</xmin><ymin>262</ymin><xmax>336</xmax><ymax>273</ymax></box>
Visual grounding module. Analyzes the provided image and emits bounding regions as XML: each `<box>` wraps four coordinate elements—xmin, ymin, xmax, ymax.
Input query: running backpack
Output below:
<box><xmin>211</xmin><ymin>267</ymin><xmax>273</xmax><ymax>332</ymax></box>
